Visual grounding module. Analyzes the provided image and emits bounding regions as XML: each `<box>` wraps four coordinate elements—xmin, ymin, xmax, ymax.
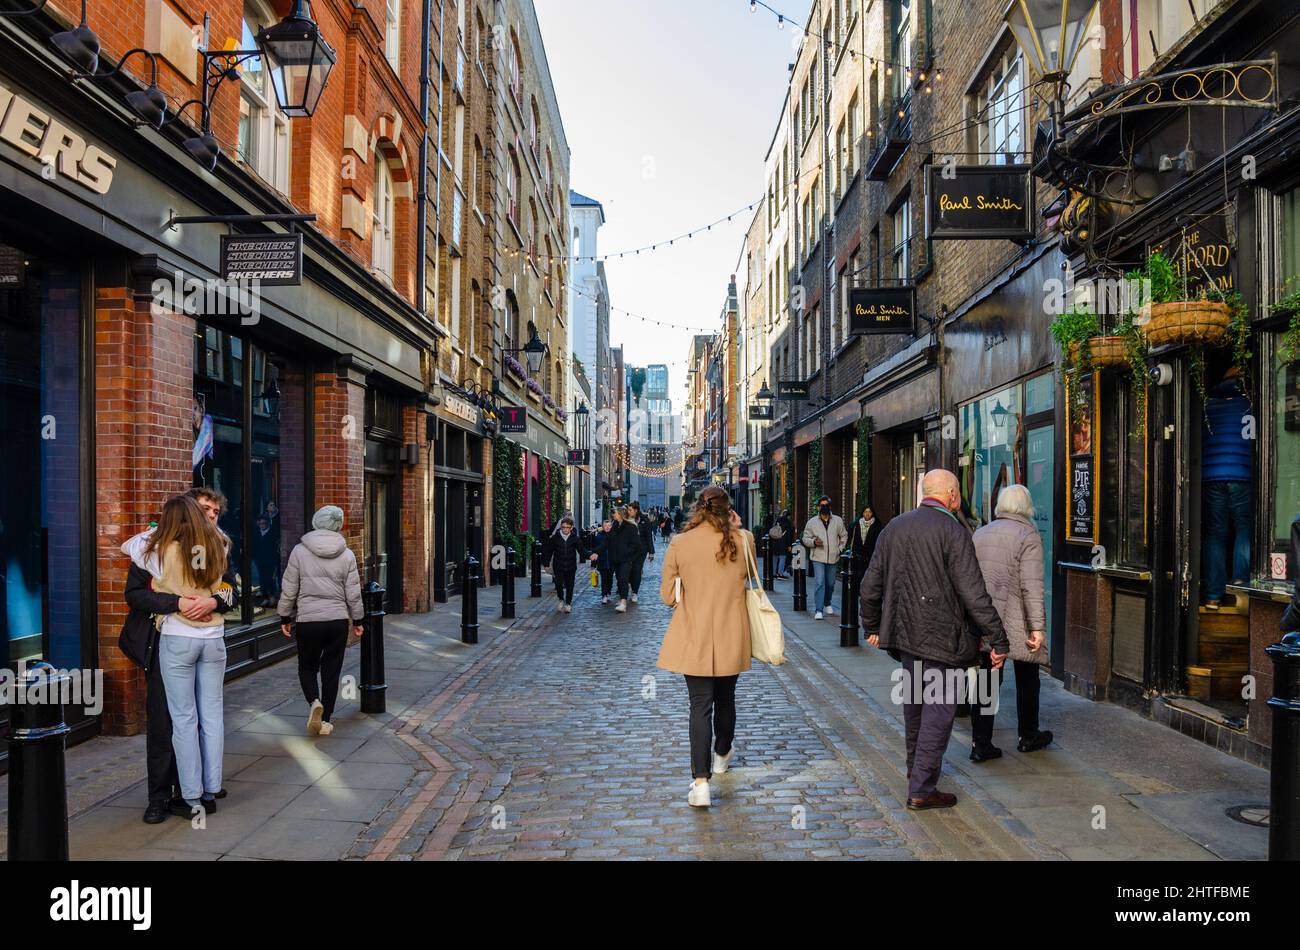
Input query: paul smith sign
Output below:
<box><xmin>849</xmin><ymin>286</ymin><xmax>916</xmax><ymax>335</ymax></box>
<box><xmin>925</xmin><ymin>164</ymin><xmax>1033</xmax><ymax>241</ymax></box>
<box><xmin>0</xmin><ymin>81</ymin><xmax>117</xmax><ymax>195</ymax></box>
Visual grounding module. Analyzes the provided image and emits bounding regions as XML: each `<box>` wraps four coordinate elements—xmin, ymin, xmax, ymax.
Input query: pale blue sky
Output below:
<box><xmin>535</xmin><ymin>0</ymin><xmax>812</xmax><ymax>405</ymax></box>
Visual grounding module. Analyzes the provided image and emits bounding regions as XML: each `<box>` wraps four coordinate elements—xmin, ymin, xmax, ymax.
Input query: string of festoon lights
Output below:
<box><xmin>746</xmin><ymin>0</ymin><xmax>946</xmax><ymax>85</ymax></box>
<box><xmin>613</xmin><ymin>444</ymin><xmax>691</xmax><ymax>479</ymax></box>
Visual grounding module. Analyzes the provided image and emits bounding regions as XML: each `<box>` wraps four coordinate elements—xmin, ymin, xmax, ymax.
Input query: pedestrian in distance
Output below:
<box><xmin>850</xmin><ymin>502</ymin><xmax>885</xmax><ymax>599</ymax></box>
<box><xmin>971</xmin><ymin>485</ymin><xmax>1054</xmax><ymax>759</ymax></box>
<box><xmin>121</xmin><ymin>495</ymin><xmax>234</xmax><ymax>817</ymax></box>
<box><xmin>278</xmin><ymin>505</ymin><xmax>365</xmax><ymax>738</ymax></box>
<box><xmin>546</xmin><ymin>516</ymin><xmax>590</xmax><ymax>613</ymax></box>
<box><xmin>120</xmin><ymin>486</ymin><xmax>239</xmax><ymax>823</ymax></box>
<box><xmin>801</xmin><ymin>495</ymin><xmax>849</xmax><ymax>620</ymax></box>
<box><xmin>608</xmin><ymin>506</ymin><xmax>641</xmax><ymax>613</ymax></box>
<box><xmin>657</xmin><ymin>485</ymin><xmax>755</xmax><ymax>808</ymax></box>
<box><xmin>625</xmin><ymin>500</ymin><xmax>656</xmax><ymax>603</ymax></box>
<box><xmin>860</xmin><ymin>469</ymin><xmax>1010</xmax><ymax>811</ymax></box>
<box><xmin>589</xmin><ymin>519</ymin><xmax>617</xmax><ymax>603</ymax></box>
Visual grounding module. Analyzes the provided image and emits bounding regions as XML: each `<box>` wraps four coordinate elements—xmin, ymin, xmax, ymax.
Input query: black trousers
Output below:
<box><xmin>628</xmin><ymin>556</ymin><xmax>646</xmax><ymax>594</ymax></box>
<box><xmin>970</xmin><ymin>655</ymin><xmax>1044</xmax><ymax>743</ymax></box>
<box><xmin>684</xmin><ymin>674</ymin><xmax>739</xmax><ymax>779</ymax></box>
<box><xmin>145</xmin><ymin>647</ymin><xmax>180</xmax><ymax>804</ymax></box>
<box><xmin>614</xmin><ymin>560</ymin><xmax>632</xmax><ymax>599</ymax></box>
<box><xmin>295</xmin><ymin>619</ymin><xmax>350</xmax><ymax>721</ymax></box>
<box><xmin>554</xmin><ymin>567</ymin><xmax>576</xmax><ymax>605</ymax></box>
<box><xmin>970</xmin><ymin>651</ymin><xmax>1002</xmax><ymax>747</ymax></box>
<box><xmin>599</xmin><ymin>567</ymin><xmax>614</xmax><ymax>597</ymax></box>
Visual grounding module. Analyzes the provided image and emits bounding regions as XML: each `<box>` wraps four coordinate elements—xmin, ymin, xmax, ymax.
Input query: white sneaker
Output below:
<box><xmin>318</xmin><ymin>722</ymin><xmax>333</xmax><ymax>737</ymax></box>
<box><xmin>564</xmin><ymin>604</ymin><xmax>572</xmax><ymax>613</ymax></box>
<box><xmin>712</xmin><ymin>747</ymin><xmax>735</xmax><ymax>774</ymax></box>
<box><xmin>825</xmin><ymin>605</ymin><xmax>836</xmax><ymax>616</ymax></box>
<box><xmin>307</xmin><ymin>699</ymin><xmax>323</xmax><ymax>736</ymax></box>
<box><xmin>601</xmin><ymin>596</ymin><xmax>610</xmax><ymax>605</ymax></box>
<box><xmin>556</xmin><ymin>601</ymin><xmax>566</xmax><ymax>613</ymax></box>
<box><xmin>814</xmin><ymin>611</ymin><xmax>824</xmax><ymax>620</ymax></box>
<box><xmin>615</xmin><ymin>600</ymin><xmax>627</xmax><ymax>613</ymax></box>
<box><xmin>687</xmin><ymin>780</ymin><xmax>711</xmax><ymax>807</ymax></box>
<box><xmin>631</xmin><ymin>592</ymin><xmax>639</xmax><ymax>603</ymax></box>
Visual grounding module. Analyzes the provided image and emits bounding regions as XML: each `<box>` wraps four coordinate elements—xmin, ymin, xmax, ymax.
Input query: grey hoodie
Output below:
<box><xmin>278</xmin><ymin>530</ymin><xmax>365</xmax><ymax>624</ymax></box>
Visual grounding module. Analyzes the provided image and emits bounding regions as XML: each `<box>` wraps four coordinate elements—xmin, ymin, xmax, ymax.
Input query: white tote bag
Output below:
<box><xmin>744</xmin><ymin>539</ymin><xmax>786</xmax><ymax>666</ymax></box>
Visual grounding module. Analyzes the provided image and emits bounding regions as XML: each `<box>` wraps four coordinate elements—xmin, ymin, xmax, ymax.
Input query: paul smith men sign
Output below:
<box><xmin>925</xmin><ymin>164</ymin><xmax>1033</xmax><ymax>241</ymax></box>
<box><xmin>849</xmin><ymin>286</ymin><xmax>915</xmax><ymax>335</ymax></box>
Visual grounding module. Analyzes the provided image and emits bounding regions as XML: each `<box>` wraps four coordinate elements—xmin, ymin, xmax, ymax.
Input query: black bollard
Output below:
<box><xmin>1267</xmin><ymin>632</ymin><xmax>1300</xmax><ymax>861</ymax></box>
<box><xmin>762</xmin><ymin>535</ymin><xmax>775</xmax><ymax>592</ymax></box>
<box><xmin>530</xmin><ymin>535</ymin><xmax>543</xmax><ymax>598</ymax></box>
<box><xmin>839</xmin><ymin>549</ymin><xmax>859</xmax><ymax>648</ymax></box>
<box><xmin>360</xmin><ymin>582</ymin><xmax>387</xmax><ymax>714</ymax></box>
<box><xmin>792</xmin><ymin>550</ymin><xmax>807</xmax><ymax>613</ymax></box>
<box><xmin>502</xmin><ymin>546</ymin><xmax>516</xmax><ymax>620</ymax></box>
<box><xmin>461</xmin><ymin>555</ymin><xmax>480</xmax><ymax>645</ymax></box>
<box><xmin>6</xmin><ymin>663</ymin><xmax>71</xmax><ymax>861</ymax></box>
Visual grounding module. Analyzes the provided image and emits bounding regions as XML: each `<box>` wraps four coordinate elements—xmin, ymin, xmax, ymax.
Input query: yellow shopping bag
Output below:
<box><xmin>590</xmin><ymin>569</ymin><xmax>599</xmax><ymax>588</ymax></box>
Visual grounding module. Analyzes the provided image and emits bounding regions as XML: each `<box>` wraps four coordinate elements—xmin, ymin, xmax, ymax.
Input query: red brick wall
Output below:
<box><xmin>400</xmin><ymin>404</ymin><xmax>431</xmax><ymax>612</ymax></box>
<box><xmin>95</xmin><ymin>288</ymin><xmax>195</xmax><ymax>736</ymax></box>
<box><xmin>312</xmin><ymin>368</ymin><xmax>366</xmax><ymax>561</ymax></box>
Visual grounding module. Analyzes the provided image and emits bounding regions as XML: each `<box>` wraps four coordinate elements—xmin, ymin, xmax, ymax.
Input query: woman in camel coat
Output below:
<box><xmin>658</xmin><ymin>486</ymin><xmax>754</xmax><ymax>808</ymax></box>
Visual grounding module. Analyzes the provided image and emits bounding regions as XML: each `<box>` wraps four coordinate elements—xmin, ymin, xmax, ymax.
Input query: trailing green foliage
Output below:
<box><xmin>1049</xmin><ymin>304</ymin><xmax>1101</xmax><ymax>414</ymax></box>
<box><xmin>808</xmin><ymin>438</ymin><xmax>823</xmax><ymax>515</ymax></box>
<box><xmin>1272</xmin><ymin>277</ymin><xmax>1300</xmax><ymax>365</ymax></box>
<box><xmin>855</xmin><ymin>416</ymin><xmax>872</xmax><ymax>514</ymax></box>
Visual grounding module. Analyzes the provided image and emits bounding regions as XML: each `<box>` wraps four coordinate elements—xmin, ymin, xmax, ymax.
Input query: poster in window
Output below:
<box><xmin>1065</xmin><ymin>374</ymin><xmax>1098</xmax><ymax>544</ymax></box>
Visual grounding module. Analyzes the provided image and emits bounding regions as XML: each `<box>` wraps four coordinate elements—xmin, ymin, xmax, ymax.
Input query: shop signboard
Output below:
<box><xmin>926</xmin><ymin>164</ymin><xmax>1034</xmax><ymax>240</ymax></box>
<box><xmin>1065</xmin><ymin>374</ymin><xmax>1098</xmax><ymax>543</ymax></box>
<box><xmin>749</xmin><ymin>403</ymin><xmax>774</xmax><ymax>420</ymax></box>
<box><xmin>220</xmin><ymin>233</ymin><xmax>303</xmax><ymax>286</ymax></box>
<box><xmin>499</xmin><ymin>405</ymin><xmax>527</xmax><ymax>433</ymax></box>
<box><xmin>777</xmin><ymin>380</ymin><xmax>810</xmax><ymax>400</ymax></box>
<box><xmin>848</xmin><ymin>286</ymin><xmax>916</xmax><ymax>334</ymax></box>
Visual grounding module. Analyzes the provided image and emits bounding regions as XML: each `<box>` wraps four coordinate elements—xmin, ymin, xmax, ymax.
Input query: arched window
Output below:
<box><xmin>372</xmin><ymin>154</ymin><xmax>395</xmax><ymax>279</ymax></box>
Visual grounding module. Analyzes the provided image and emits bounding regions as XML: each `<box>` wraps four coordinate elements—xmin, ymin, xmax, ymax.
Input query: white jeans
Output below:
<box><xmin>159</xmin><ymin>635</ymin><xmax>226</xmax><ymax>804</ymax></box>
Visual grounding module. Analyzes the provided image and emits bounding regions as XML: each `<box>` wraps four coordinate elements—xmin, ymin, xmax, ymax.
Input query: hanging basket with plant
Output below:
<box><xmin>1137</xmin><ymin>250</ymin><xmax>1231</xmax><ymax>347</ymax></box>
<box><xmin>1050</xmin><ymin>304</ymin><xmax>1102</xmax><ymax>411</ymax></box>
<box><xmin>1271</xmin><ymin>277</ymin><xmax>1300</xmax><ymax>365</ymax></box>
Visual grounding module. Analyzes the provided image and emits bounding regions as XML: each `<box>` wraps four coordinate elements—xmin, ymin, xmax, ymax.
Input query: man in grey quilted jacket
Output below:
<box><xmin>278</xmin><ymin>505</ymin><xmax>365</xmax><ymax>736</ymax></box>
<box><xmin>860</xmin><ymin>470</ymin><xmax>1009</xmax><ymax>810</ymax></box>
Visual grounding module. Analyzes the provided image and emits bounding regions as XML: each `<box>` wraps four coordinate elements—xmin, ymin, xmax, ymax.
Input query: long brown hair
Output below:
<box><xmin>681</xmin><ymin>486</ymin><xmax>738</xmax><ymax>562</ymax></box>
<box><xmin>145</xmin><ymin>495</ymin><xmax>227</xmax><ymax>589</ymax></box>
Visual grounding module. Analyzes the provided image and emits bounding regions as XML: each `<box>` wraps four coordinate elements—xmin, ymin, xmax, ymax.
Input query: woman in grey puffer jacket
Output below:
<box><xmin>278</xmin><ymin>506</ymin><xmax>365</xmax><ymax>736</ymax></box>
<box><xmin>969</xmin><ymin>485</ymin><xmax>1053</xmax><ymax>760</ymax></box>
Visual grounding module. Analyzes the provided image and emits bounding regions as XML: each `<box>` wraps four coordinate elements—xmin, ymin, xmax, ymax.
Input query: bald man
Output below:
<box><xmin>859</xmin><ymin>469</ymin><xmax>1010</xmax><ymax>810</ymax></box>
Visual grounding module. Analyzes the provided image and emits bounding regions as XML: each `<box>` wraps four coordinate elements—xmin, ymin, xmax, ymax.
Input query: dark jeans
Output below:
<box><xmin>1202</xmin><ymin>480</ymin><xmax>1251</xmax><ymax>601</ymax></box>
<box><xmin>898</xmin><ymin>652</ymin><xmax>958</xmax><ymax>799</ymax></box>
<box><xmin>295</xmin><ymin>619</ymin><xmax>349</xmax><ymax>721</ymax></box>
<box><xmin>629</xmin><ymin>556</ymin><xmax>646</xmax><ymax>595</ymax></box>
<box><xmin>970</xmin><ymin>655</ymin><xmax>1044</xmax><ymax>744</ymax></box>
<box><xmin>554</xmin><ymin>567</ymin><xmax>576</xmax><ymax>605</ymax></box>
<box><xmin>615</xmin><ymin>560</ymin><xmax>632</xmax><ymax>600</ymax></box>
<box><xmin>599</xmin><ymin>567</ymin><xmax>614</xmax><ymax>597</ymax></box>
<box><xmin>145</xmin><ymin>645</ymin><xmax>180</xmax><ymax>804</ymax></box>
<box><xmin>684</xmin><ymin>674</ymin><xmax>738</xmax><ymax>779</ymax></box>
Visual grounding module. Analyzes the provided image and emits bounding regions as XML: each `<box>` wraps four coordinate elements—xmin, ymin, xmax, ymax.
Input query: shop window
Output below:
<box><xmin>385</xmin><ymin>0</ymin><xmax>401</xmax><ymax>71</ymax></box>
<box><xmin>891</xmin><ymin>0</ymin><xmax>912</xmax><ymax>102</ymax></box>
<box><xmin>960</xmin><ymin>385</ymin><xmax>1021</xmax><ymax>526</ymax></box>
<box><xmin>372</xmin><ymin>155</ymin><xmax>395</xmax><ymax>279</ymax></box>
<box><xmin>193</xmin><ymin>326</ymin><xmax>306</xmax><ymax>629</ymax></box>
<box><xmin>972</xmin><ymin>42</ymin><xmax>1025</xmax><ymax>164</ymax></box>
<box><xmin>237</xmin><ymin>2</ymin><xmax>291</xmax><ymax>195</ymax></box>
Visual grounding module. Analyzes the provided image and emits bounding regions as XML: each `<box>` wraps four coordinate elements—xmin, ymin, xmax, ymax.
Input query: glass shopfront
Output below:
<box><xmin>1271</xmin><ymin>187</ymin><xmax>1300</xmax><ymax>582</ymax></box>
<box><xmin>192</xmin><ymin>323</ymin><xmax>307</xmax><ymax>660</ymax></box>
<box><xmin>0</xmin><ymin>248</ymin><xmax>84</xmax><ymax>672</ymax></box>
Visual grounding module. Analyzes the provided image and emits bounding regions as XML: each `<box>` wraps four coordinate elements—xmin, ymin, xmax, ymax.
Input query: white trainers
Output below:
<box><xmin>814</xmin><ymin>611</ymin><xmax>824</xmax><ymax>620</ymax></box>
<box><xmin>687</xmin><ymin>780</ymin><xmax>711</xmax><ymax>807</ymax></box>
<box><xmin>615</xmin><ymin>600</ymin><xmax>627</xmax><ymax>613</ymax></box>
<box><xmin>601</xmin><ymin>596</ymin><xmax>610</xmax><ymax>605</ymax></box>
<box><xmin>556</xmin><ymin>601</ymin><xmax>566</xmax><ymax>613</ymax></box>
<box><xmin>630</xmin><ymin>592</ymin><xmax>639</xmax><ymax>603</ymax></box>
<box><xmin>318</xmin><ymin>721</ymin><xmax>334</xmax><ymax>737</ymax></box>
<box><xmin>564</xmin><ymin>604</ymin><xmax>572</xmax><ymax>613</ymax></box>
<box><xmin>825</xmin><ymin>605</ymin><xmax>836</xmax><ymax>616</ymax></box>
<box><xmin>712</xmin><ymin>747</ymin><xmax>735</xmax><ymax>774</ymax></box>
<box><xmin>307</xmin><ymin>699</ymin><xmax>323</xmax><ymax>736</ymax></box>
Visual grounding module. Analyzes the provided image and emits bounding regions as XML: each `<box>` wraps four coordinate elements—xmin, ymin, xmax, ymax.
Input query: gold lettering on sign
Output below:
<box><xmin>939</xmin><ymin>193</ymin><xmax>1023</xmax><ymax>213</ymax></box>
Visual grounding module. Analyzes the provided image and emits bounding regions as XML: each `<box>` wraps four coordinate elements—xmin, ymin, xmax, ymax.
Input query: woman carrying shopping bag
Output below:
<box><xmin>657</xmin><ymin>486</ymin><xmax>756</xmax><ymax>808</ymax></box>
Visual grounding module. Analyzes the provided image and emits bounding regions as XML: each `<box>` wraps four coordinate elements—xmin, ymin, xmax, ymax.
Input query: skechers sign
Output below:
<box><xmin>0</xmin><ymin>81</ymin><xmax>117</xmax><ymax>194</ymax></box>
<box><xmin>849</xmin><ymin>286</ymin><xmax>915</xmax><ymax>335</ymax></box>
<box><xmin>925</xmin><ymin>164</ymin><xmax>1033</xmax><ymax>240</ymax></box>
<box><xmin>220</xmin><ymin>234</ymin><xmax>303</xmax><ymax>286</ymax></box>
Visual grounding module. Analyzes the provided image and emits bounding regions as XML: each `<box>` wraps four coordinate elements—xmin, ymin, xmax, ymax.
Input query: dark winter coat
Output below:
<box><xmin>850</xmin><ymin>516</ymin><xmax>885</xmax><ymax>591</ymax></box>
<box><xmin>629</xmin><ymin>516</ymin><xmax>656</xmax><ymax>559</ymax></box>
<box><xmin>607</xmin><ymin>520</ymin><xmax>642</xmax><ymax>565</ymax></box>
<box><xmin>860</xmin><ymin>500</ymin><xmax>1010</xmax><ymax>667</ymax></box>
<box><xmin>589</xmin><ymin>530</ymin><xmax>615</xmax><ymax>570</ymax></box>
<box><xmin>546</xmin><ymin>531</ymin><xmax>589</xmax><ymax>573</ymax></box>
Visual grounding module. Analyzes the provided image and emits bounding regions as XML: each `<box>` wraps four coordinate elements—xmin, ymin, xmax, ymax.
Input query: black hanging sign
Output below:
<box><xmin>567</xmin><ymin>449</ymin><xmax>589</xmax><ymax>465</ymax></box>
<box><xmin>220</xmin><ymin>233</ymin><xmax>304</xmax><ymax>286</ymax></box>
<box><xmin>749</xmin><ymin>404</ymin><xmax>774</xmax><ymax>420</ymax></box>
<box><xmin>925</xmin><ymin>164</ymin><xmax>1034</xmax><ymax>240</ymax></box>
<box><xmin>849</xmin><ymin>286</ymin><xmax>916</xmax><ymax>335</ymax></box>
<box><xmin>0</xmin><ymin>244</ymin><xmax>25</xmax><ymax>288</ymax></box>
<box><xmin>777</xmin><ymin>380</ymin><xmax>810</xmax><ymax>400</ymax></box>
<box><xmin>499</xmin><ymin>405</ymin><xmax>527</xmax><ymax>434</ymax></box>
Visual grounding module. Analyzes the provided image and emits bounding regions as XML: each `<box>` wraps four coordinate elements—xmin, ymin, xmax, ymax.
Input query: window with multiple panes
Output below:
<box><xmin>975</xmin><ymin>44</ymin><xmax>1025</xmax><ymax>164</ymax></box>
<box><xmin>892</xmin><ymin>197</ymin><xmax>911</xmax><ymax>280</ymax></box>
<box><xmin>237</xmin><ymin>2</ymin><xmax>290</xmax><ymax>195</ymax></box>
<box><xmin>372</xmin><ymin>156</ymin><xmax>395</xmax><ymax>279</ymax></box>
<box><xmin>385</xmin><ymin>0</ymin><xmax>400</xmax><ymax>70</ymax></box>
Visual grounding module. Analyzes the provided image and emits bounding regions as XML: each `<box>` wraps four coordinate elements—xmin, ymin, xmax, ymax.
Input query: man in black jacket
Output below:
<box><xmin>625</xmin><ymin>501</ymin><xmax>656</xmax><ymax>603</ymax></box>
<box><xmin>1283</xmin><ymin>514</ymin><xmax>1300</xmax><ymax>633</ymax></box>
<box><xmin>860</xmin><ymin>470</ymin><xmax>1009</xmax><ymax>811</ymax></box>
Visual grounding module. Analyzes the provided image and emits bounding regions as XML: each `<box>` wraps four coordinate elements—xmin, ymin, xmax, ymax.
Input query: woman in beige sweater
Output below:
<box><xmin>658</xmin><ymin>486</ymin><xmax>755</xmax><ymax>807</ymax></box>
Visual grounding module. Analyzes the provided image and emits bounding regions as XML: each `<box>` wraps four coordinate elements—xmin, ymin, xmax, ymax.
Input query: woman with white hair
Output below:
<box><xmin>278</xmin><ymin>505</ymin><xmax>365</xmax><ymax>736</ymax></box>
<box><xmin>968</xmin><ymin>485</ymin><xmax>1053</xmax><ymax>760</ymax></box>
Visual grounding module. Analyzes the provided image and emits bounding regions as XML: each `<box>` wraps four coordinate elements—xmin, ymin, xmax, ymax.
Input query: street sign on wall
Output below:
<box><xmin>925</xmin><ymin>164</ymin><xmax>1034</xmax><ymax>240</ymax></box>
<box><xmin>849</xmin><ymin>286</ymin><xmax>916</xmax><ymax>335</ymax></box>
<box><xmin>499</xmin><ymin>405</ymin><xmax>527</xmax><ymax>433</ymax></box>
<box><xmin>220</xmin><ymin>233</ymin><xmax>304</xmax><ymax>285</ymax></box>
<box><xmin>777</xmin><ymin>380</ymin><xmax>810</xmax><ymax>400</ymax></box>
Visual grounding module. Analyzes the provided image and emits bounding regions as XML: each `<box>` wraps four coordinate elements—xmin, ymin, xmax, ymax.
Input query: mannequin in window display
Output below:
<box><xmin>1201</xmin><ymin>363</ymin><xmax>1254</xmax><ymax>610</ymax></box>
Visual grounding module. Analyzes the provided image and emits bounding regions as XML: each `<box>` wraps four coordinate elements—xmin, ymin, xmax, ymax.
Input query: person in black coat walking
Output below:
<box><xmin>608</xmin><ymin>506</ymin><xmax>643</xmax><ymax>613</ymax></box>
<box><xmin>850</xmin><ymin>503</ymin><xmax>885</xmax><ymax>598</ymax></box>
<box><xmin>588</xmin><ymin>520</ymin><xmax>617</xmax><ymax>603</ymax></box>
<box><xmin>545</xmin><ymin>517</ymin><xmax>590</xmax><ymax>612</ymax></box>
<box><xmin>625</xmin><ymin>501</ymin><xmax>656</xmax><ymax>602</ymax></box>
